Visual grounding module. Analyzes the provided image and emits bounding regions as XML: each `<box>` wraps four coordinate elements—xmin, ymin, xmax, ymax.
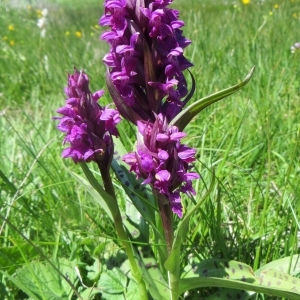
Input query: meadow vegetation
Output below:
<box><xmin>0</xmin><ymin>0</ymin><xmax>300</xmax><ymax>299</ymax></box>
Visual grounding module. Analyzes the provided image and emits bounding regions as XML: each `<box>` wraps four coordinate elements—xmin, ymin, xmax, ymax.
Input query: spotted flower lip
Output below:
<box><xmin>54</xmin><ymin>68</ymin><xmax>121</xmax><ymax>164</ymax></box>
<box><xmin>100</xmin><ymin>0</ymin><xmax>194</xmax><ymax>124</ymax></box>
<box><xmin>122</xmin><ymin>113</ymin><xmax>199</xmax><ymax>218</ymax></box>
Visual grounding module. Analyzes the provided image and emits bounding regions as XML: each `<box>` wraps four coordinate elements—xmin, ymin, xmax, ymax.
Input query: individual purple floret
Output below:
<box><xmin>290</xmin><ymin>42</ymin><xmax>300</xmax><ymax>54</ymax></box>
<box><xmin>54</xmin><ymin>68</ymin><xmax>121</xmax><ymax>164</ymax></box>
<box><xmin>122</xmin><ymin>113</ymin><xmax>199</xmax><ymax>218</ymax></box>
<box><xmin>100</xmin><ymin>0</ymin><xmax>193</xmax><ymax>124</ymax></box>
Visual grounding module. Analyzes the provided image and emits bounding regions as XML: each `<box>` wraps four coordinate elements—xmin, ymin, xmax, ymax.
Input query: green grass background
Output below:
<box><xmin>1</xmin><ymin>0</ymin><xmax>300</xmax><ymax>299</ymax></box>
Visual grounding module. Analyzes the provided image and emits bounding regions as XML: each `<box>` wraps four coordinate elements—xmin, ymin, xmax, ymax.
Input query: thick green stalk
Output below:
<box><xmin>80</xmin><ymin>162</ymin><xmax>148</xmax><ymax>299</ymax></box>
<box><xmin>157</xmin><ymin>193</ymin><xmax>178</xmax><ymax>300</ymax></box>
<box><xmin>168</xmin><ymin>271</ymin><xmax>179</xmax><ymax>300</ymax></box>
<box><xmin>157</xmin><ymin>195</ymin><xmax>174</xmax><ymax>255</ymax></box>
<box><xmin>98</xmin><ymin>164</ymin><xmax>148</xmax><ymax>300</ymax></box>
<box><xmin>98</xmin><ymin>162</ymin><xmax>148</xmax><ymax>299</ymax></box>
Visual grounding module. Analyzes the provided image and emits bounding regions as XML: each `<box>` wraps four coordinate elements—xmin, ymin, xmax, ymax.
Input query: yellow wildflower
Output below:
<box><xmin>9</xmin><ymin>40</ymin><xmax>15</xmax><ymax>46</ymax></box>
<box><xmin>75</xmin><ymin>31</ymin><xmax>82</xmax><ymax>37</ymax></box>
<box><xmin>269</xmin><ymin>11</ymin><xmax>273</xmax><ymax>16</ymax></box>
<box><xmin>274</xmin><ymin>4</ymin><xmax>279</xmax><ymax>9</ymax></box>
<box><xmin>242</xmin><ymin>0</ymin><xmax>250</xmax><ymax>4</ymax></box>
<box><xmin>28</xmin><ymin>5</ymin><xmax>31</xmax><ymax>10</ymax></box>
<box><xmin>2</xmin><ymin>36</ymin><xmax>8</xmax><ymax>41</ymax></box>
<box><xmin>8</xmin><ymin>25</ymin><xmax>15</xmax><ymax>31</ymax></box>
<box><xmin>293</xmin><ymin>13</ymin><xmax>297</xmax><ymax>18</ymax></box>
<box><xmin>65</xmin><ymin>31</ymin><xmax>70</xmax><ymax>36</ymax></box>
<box><xmin>94</xmin><ymin>24</ymin><xmax>99</xmax><ymax>29</ymax></box>
<box><xmin>36</xmin><ymin>9</ymin><xmax>42</xmax><ymax>18</ymax></box>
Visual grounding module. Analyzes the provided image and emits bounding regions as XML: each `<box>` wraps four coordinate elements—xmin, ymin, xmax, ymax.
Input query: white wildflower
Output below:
<box><xmin>37</xmin><ymin>8</ymin><xmax>48</xmax><ymax>38</ymax></box>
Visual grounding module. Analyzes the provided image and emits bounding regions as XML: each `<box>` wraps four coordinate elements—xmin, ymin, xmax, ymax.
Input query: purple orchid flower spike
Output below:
<box><xmin>54</xmin><ymin>68</ymin><xmax>121</xmax><ymax>166</ymax></box>
<box><xmin>100</xmin><ymin>0</ymin><xmax>194</xmax><ymax>124</ymax></box>
<box><xmin>123</xmin><ymin>113</ymin><xmax>199</xmax><ymax>218</ymax></box>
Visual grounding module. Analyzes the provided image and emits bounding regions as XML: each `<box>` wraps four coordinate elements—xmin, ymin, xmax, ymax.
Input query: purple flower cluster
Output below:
<box><xmin>98</xmin><ymin>0</ymin><xmax>199</xmax><ymax>217</ymax></box>
<box><xmin>100</xmin><ymin>0</ymin><xmax>193</xmax><ymax>123</ymax></box>
<box><xmin>123</xmin><ymin>114</ymin><xmax>199</xmax><ymax>218</ymax></box>
<box><xmin>54</xmin><ymin>0</ymin><xmax>198</xmax><ymax>218</ymax></box>
<box><xmin>54</xmin><ymin>68</ymin><xmax>121</xmax><ymax>163</ymax></box>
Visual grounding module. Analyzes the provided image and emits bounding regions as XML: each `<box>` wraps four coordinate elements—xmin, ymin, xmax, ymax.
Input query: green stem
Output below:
<box><xmin>168</xmin><ymin>271</ymin><xmax>179</xmax><ymax>300</ymax></box>
<box><xmin>157</xmin><ymin>196</ymin><xmax>174</xmax><ymax>255</ymax></box>
<box><xmin>157</xmin><ymin>193</ymin><xmax>178</xmax><ymax>300</ymax></box>
<box><xmin>97</xmin><ymin>162</ymin><xmax>148</xmax><ymax>300</ymax></box>
<box><xmin>79</xmin><ymin>162</ymin><xmax>147</xmax><ymax>298</ymax></box>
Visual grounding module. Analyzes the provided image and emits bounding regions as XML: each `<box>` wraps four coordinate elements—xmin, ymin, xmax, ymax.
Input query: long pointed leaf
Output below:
<box><xmin>112</xmin><ymin>137</ymin><xmax>168</xmax><ymax>265</ymax></box>
<box><xmin>0</xmin><ymin>170</ymin><xmax>17</xmax><ymax>193</ymax></box>
<box><xmin>206</xmin><ymin>255</ymin><xmax>300</xmax><ymax>300</ymax></box>
<box><xmin>170</xmin><ymin>66</ymin><xmax>255</xmax><ymax>131</ymax></box>
<box><xmin>0</xmin><ymin>271</ymin><xmax>40</xmax><ymax>300</ymax></box>
<box><xmin>179</xmin><ymin>258</ymin><xmax>300</xmax><ymax>299</ymax></box>
<box><xmin>206</xmin><ymin>288</ymin><xmax>254</xmax><ymax>300</ymax></box>
<box><xmin>255</xmin><ymin>254</ymin><xmax>300</xmax><ymax>276</ymax></box>
<box><xmin>112</xmin><ymin>137</ymin><xmax>157</xmax><ymax>227</ymax></box>
<box><xmin>138</xmin><ymin>249</ymin><xmax>170</xmax><ymax>300</ymax></box>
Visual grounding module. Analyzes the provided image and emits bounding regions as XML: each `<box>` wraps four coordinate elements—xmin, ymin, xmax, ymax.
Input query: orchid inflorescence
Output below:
<box><xmin>51</xmin><ymin>1</ymin><xmax>264</xmax><ymax>299</ymax></box>
<box><xmin>100</xmin><ymin>0</ymin><xmax>194</xmax><ymax>123</ymax></box>
<box><xmin>54</xmin><ymin>68</ymin><xmax>121</xmax><ymax>165</ymax></box>
<box><xmin>123</xmin><ymin>114</ymin><xmax>199</xmax><ymax>217</ymax></box>
<box><xmin>55</xmin><ymin>0</ymin><xmax>198</xmax><ymax>218</ymax></box>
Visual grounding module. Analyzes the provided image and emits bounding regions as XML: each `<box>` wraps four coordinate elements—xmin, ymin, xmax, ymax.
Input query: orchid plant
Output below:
<box><xmin>52</xmin><ymin>0</ymin><xmax>300</xmax><ymax>299</ymax></box>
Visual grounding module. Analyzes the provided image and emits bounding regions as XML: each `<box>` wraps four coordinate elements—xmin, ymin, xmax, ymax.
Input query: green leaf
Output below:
<box><xmin>79</xmin><ymin>287</ymin><xmax>101</xmax><ymax>300</ymax></box>
<box><xmin>1</xmin><ymin>271</ymin><xmax>40</xmax><ymax>300</ymax></box>
<box><xmin>126</xmin><ymin>279</ymin><xmax>141</xmax><ymax>300</ymax></box>
<box><xmin>207</xmin><ymin>254</ymin><xmax>300</xmax><ymax>299</ymax></box>
<box><xmin>86</xmin><ymin>257</ymin><xmax>101</xmax><ymax>282</ymax></box>
<box><xmin>0</xmin><ymin>244</ymin><xmax>39</xmax><ymax>275</ymax></box>
<box><xmin>112</xmin><ymin>138</ymin><xmax>168</xmax><ymax>267</ymax></box>
<box><xmin>255</xmin><ymin>254</ymin><xmax>300</xmax><ymax>276</ymax></box>
<box><xmin>0</xmin><ymin>170</ymin><xmax>17</xmax><ymax>193</ymax></box>
<box><xmin>8</xmin><ymin>258</ymin><xmax>77</xmax><ymax>300</ymax></box>
<box><xmin>0</xmin><ymin>282</ymin><xmax>8</xmax><ymax>299</ymax></box>
<box><xmin>138</xmin><ymin>247</ymin><xmax>169</xmax><ymax>300</ymax></box>
<box><xmin>260</xmin><ymin>268</ymin><xmax>300</xmax><ymax>289</ymax></box>
<box><xmin>112</xmin><ymin>137</ymin><xmax>169</xmax><ymax>270</ymax></box>
<box><xmin>179</xmin><ymin>258</ymin><xmax>300</xmax><ymax>299</ymax></box>
<box><xmin>206</xmin><ymin>288</ymin><xmax>254</xmax><ymax>300</ymax></box>
<box><xmin>102</xmin><ymin>247</ymin><xmax>169</xmax><ymax>300</ymax></box>
<box><xmin>111</xmin><ymin>137</ymin><xmax>157</xmax><ymax>228</ymax></box>
<box><xmin>123</xmin><ymin>194</ymin><xmax>149</xmax><ymax>240</ymax></box>
<box><xmin>100</xmin><ymin>292</ymin><xmax>125</xmax><ymax>300</ymax></box>
<box><xmin>98</xmin><ymin>268</ymin><xmax>127</xmax><ymax>294</ymax></box>
<box><xmin>170</xmin><ymin>66</ymin><xmax>255</xmax><ymax>131</ymax></box>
